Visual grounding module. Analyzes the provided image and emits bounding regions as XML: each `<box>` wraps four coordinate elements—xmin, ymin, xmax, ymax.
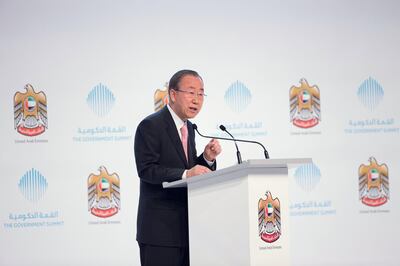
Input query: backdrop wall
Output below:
<box><xmin>1</xmin><ymin>0</ymin><xmax>399</xmax><ymax>265</ymax></box>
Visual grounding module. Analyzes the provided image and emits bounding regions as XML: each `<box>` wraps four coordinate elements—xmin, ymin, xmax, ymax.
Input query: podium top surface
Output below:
<box><xmin>163</xmin><ymin>158</ymin><xmax>312</xmax><ymax>189</ymax></box>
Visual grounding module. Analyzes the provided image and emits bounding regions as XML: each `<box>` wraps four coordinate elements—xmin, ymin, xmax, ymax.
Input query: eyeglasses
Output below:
<box><xmin>175</xmin><ymin>89</ymin><xmax>207</xmax><ymax>99</ymax></box>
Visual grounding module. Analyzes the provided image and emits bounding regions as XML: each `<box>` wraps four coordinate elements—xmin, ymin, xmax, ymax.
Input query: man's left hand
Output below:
<box><xmin>204</xmin><ymin>139</ymin><xmax>221</xmax><ymax>162</ymax></box>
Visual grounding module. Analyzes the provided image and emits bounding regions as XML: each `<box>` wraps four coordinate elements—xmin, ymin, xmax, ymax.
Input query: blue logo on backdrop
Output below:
<box><xmin>18</xmin><ymin>168</ymin><xmax>48</xmax><ymax>202</ymax></box>
<box><xmin>224</xmin><ymin>81</ymin><xmax>252</xmax><ymax>112</ymax></box>
<box><xmin>357</xmin><ymin>77</ymin><xmax>384</xmax><ymax>111</ymax></box>
<box><xmin>344</xmin><ymin>77</ymin><xmax>399</xmax><ymax>134</ymax></box>
<box><xmin>294</xmin><ymin>163</ymin><xmax>321</xmax><ymax>192</ymax></box>
<box><xmin>87</xmin><ymin>83</ymin><xmax>115</xmax><ymax>116</ymax></box>
<box><xmin>3</xmin><ymin>169</ymin><xmax>64</xmax><ymax>229</ymax></box>
<box><xmin>290</xmin><ymin>163</ymin><xmax>336</xmax><ymax>217</ymax></box>
<box><xmin>213</xmin><ymin>81</ymin><xmax>267</xmax><ymax>139</ymax></box>
<box><xmin>73</xmin><ymin>83</ymin><xmax>131</xmax><ymax>143</ymax></box>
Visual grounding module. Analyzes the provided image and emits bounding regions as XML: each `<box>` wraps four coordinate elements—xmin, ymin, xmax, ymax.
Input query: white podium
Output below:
<box><xmin>163</xmin><ymin>158</ymin><xmax>311</xmax><ymax>266</ymax></box>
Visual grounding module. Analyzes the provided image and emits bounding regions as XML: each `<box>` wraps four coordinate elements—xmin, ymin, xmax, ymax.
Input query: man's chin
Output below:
<box><xmin>186</xmin><ymin>112</ymin><xmax>198</xmax><ymax>119</ymax></box>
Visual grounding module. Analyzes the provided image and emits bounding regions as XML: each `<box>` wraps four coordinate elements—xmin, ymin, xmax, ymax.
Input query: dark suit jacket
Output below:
<box><xmin>134</xmin><ymin>106</ymin><xmax>216</xmax><ymax>247</ymax></box>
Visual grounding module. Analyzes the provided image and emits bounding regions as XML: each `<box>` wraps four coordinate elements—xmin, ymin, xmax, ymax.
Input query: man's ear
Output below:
<box><xmin>169</xmin><ymin>89</ymin><xmax>176</xmax><ymax>103</ymax></box>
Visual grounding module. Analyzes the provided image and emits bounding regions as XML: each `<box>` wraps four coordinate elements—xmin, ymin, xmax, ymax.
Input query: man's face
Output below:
<box><xmin>170</xmin><ymin>75</ymin><xmax>205</xmax><ymax>120</ymax></box>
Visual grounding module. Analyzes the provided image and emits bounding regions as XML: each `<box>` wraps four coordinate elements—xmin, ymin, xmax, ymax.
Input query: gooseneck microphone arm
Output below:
<box><xmin>218</xmin><ymin>125</ymin><xmax>242</xmax><ymax>164</ymax></box>
<box><xmin>192</xmin><ymin>124</ymin><xmax>270</xmax><ymax>161</ymax></box>
<box><xmin>193</xmin><ymin>124</ymin><xmax>238</xmax><ymax>142</ymax></box>
<box><xmin>193</xmin><ymin>124</ymin><xmax>242</xmax><ymax>164</ymax></box>
<box><xmin>219</xmin><ymin>125</ymin><xmax>270</xmax><ymax>159</ymax></box>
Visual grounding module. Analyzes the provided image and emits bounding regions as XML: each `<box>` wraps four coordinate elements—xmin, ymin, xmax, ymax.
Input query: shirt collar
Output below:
<box><xmin>167</xmin><ymin>104</ymin><xmax>185</xmax><ymax>131</ymax></box>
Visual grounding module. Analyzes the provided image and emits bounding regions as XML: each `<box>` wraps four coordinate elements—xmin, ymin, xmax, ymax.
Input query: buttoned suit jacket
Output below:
<box><xmin>134</xmin><ymin>106</ymin><xmax>216</xmax><ymax>247</ymax></box>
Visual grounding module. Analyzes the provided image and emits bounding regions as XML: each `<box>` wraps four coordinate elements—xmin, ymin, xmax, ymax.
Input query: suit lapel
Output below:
<box><xmin>162</xmin><ymin>107</ymin><xmax>189</xmax><ymax>168</ymax></box>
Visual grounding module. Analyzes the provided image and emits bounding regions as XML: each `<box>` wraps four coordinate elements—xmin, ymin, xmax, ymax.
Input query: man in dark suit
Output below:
<box><xmin>134</xmin><ymin>70</ymin><xmax>221</xmax><ymax>266</ymax></box>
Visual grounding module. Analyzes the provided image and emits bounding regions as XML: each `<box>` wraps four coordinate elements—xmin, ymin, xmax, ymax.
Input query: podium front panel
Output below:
<box><xmin>247</xmin><ymin>168</ymin><xmax>290</xmax><ymax>266</ymax></box>
<box><xmin>187</xmin><ymin>166</ymin><xmax>290</xmax><ymax>266</ymax></box>
<box><xmin>187</xmin><ymin>169</ymin><xmax>251</xmax><ymax>265</ymax></box>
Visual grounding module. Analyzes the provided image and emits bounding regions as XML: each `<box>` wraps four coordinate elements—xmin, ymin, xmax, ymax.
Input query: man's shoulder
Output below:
<box><xmin>138</xmin><ymin>106</ymin><xmax>170</xmax><ymax>128</ymax></box>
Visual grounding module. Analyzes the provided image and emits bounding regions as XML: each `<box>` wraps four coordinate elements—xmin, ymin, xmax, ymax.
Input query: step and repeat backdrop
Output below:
<box><xmin>1</xmin><ymin>0</ymin><xmax>399</xmax><ymax>265</ymax></box>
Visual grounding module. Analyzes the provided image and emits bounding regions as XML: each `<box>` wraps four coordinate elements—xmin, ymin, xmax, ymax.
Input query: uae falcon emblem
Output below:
<box><xmin>359</xmin><ymin>157</ymin><xmax>389</xmax><ymax>207</ymax></box>
<box><xmin>14</xmin><ymin>84</ymin><xmax>48</xmax><ymax>136</ymax></box>
<box><xmin>289</xmin><ymin>78</ymin><xmax>321</xmax><ymax>128</ymax></box>
<box><xmin>88</xmin><ymin>166</ymin><xmax>121</xmax><ymax>218</ymax></box>
<box><xmin>258</xmin><ymin>191</ymin><xmax>281</xmax><ymax>243</ymax></box>
<box><xmin>154</xmin><ymin>82</ymin><xmax>169</xmax><ymax>112</ymax></box>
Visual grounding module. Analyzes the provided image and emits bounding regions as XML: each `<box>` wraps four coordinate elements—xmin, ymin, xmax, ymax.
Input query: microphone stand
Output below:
<box><xmin>219</xmin><ymin>126</ymin><xmax>242</xmax><ymax>164</ymax></box>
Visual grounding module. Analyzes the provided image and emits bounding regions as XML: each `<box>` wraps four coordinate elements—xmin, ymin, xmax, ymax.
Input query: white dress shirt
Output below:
<box><xmin>167</xmin><ymin>104</ymin><xmax>214</xmax><ymax>179</ymax></box>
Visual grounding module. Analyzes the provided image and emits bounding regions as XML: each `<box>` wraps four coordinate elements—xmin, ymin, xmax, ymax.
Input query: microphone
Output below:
<box><xmin>218</xmin><ymin>125</ymin><xmax>242</xmax><ymax>164</ymax></box>
<box><xmin>219</xmin><ymin>124</ymin><xmax>270</xmax><ymax>159</ymax></box>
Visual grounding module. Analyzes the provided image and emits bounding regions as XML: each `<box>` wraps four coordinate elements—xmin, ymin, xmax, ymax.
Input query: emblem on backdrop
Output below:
<box><xmin>18</xmin><ymin>168</ymin><xmax>48</xmax><ymax>202</ymax></box>
<box><xmin>86</xmin><ymin>83</ymin><xmax>115</xmax><ymax>116</ymax></box>
<box><xmin>357</xmin><ymin>77</ymin><xmax>384</xmax><ymax>111</ymax></box>
<box><xmin>289</xmin><ymin>79</ymin><xmax>321</xmax><ymax>128</ymax></box>
<box><xmin>294</xmin><ymin>163</ymin><xmax>321</xmax><ymax>192</ymax></box>
<box><xmin>6</xmin><ymin>169</ymin><xmax>64</xmax><ymax>230</ymax></box>
<box><xmin>258</xmin><ymin>191</ymin><xmax>281</xmax><ymax>243</ymax></box>
<box><xmin>154</xmin><ymin>82</ymin><xmax>169</xmax><ymax>112</ymax></box>
<box><xmin>224</xmin><ymin>81</ymin><xmax>252</xmax><ymax>112</ymax></box>
<box><xmin>88</xmin><ymin>166</ymin><xmax>121</xmax><ymax>218</ymax></box>
<box><xmin>14</xmin><ymin>84</ymin><xmax>48</xmax><ymax>136</ymax></box>
<box><xmin>359</xmin><ymin>157</ymin><xmax>389</xmax><ymax>207</ymax></box>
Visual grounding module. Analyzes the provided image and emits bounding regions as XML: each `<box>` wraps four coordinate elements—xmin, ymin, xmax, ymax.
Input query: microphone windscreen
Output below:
<box><xmin>219</xmin><ymin>125</ymin><xmax>226</xmax><ymax>131</ymax></box>
<box><xmin>192</xmin><ymin>124</ymin><xmax>198</xmax><ymax>130</ymax></box>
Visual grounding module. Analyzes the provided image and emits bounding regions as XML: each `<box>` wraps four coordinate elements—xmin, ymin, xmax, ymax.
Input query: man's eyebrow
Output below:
<box><xmin>186</xmin><ymin>86</ymin><xmax>204</xmax><ymax>91</ymax></box>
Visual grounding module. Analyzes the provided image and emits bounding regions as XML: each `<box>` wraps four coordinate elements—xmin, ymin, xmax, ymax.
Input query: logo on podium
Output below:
<box><xmin>154</xmin><ymin>82</ymin><xmax>169</xmax><ymax>112</ymax></box>
<box><xmin>88</xmin><ymin>166</ymin><xmax>121</xmax><ymax>218</ymax></box>
<box><xmin>14</xmin><ymin>84</ymin><xmax>48</xmax><ymax>136</ymax></box>
<box><xmin>258</xmin><ymin>191</ymin><xmax>281</xmax><ymax>243</ymax></box>
<box><xmin>359</xmin><ymin>157</ymin><xmax>389</xmax><ymax>207</ymax></box>
<box><xmin>289</xmin><ymin>79</ymin><xmax>321</xmax><ymax>128</ymax></box>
